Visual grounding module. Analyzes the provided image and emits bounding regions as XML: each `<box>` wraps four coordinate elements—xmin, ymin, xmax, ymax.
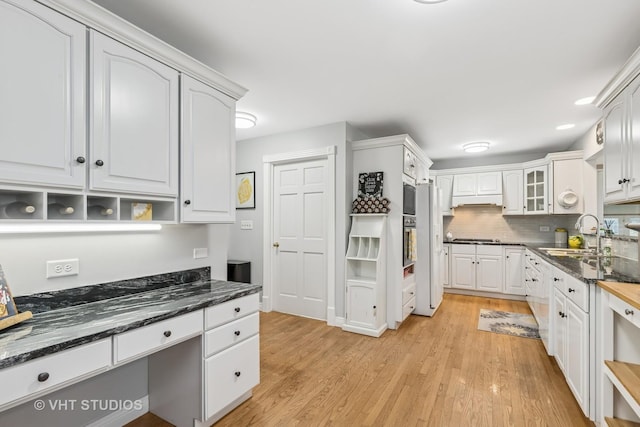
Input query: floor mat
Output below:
<box><xmin>477</xmin><ymin>309</ymin><xmax>540</xmax><ymax>339</ymax></box>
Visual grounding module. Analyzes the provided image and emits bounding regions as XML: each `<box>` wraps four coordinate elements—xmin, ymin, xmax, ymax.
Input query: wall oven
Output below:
<box><xmin>403</xmin><ymin>175</ymin><xmax>416</xmax><ymax>216</ymax></box>
<box><xmin>403</xmin><ymin>215</ymin><xmax>417</xmax><ymax>267</ymax></box>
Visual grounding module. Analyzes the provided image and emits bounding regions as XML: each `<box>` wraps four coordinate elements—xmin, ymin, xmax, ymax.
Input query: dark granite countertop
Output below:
<box><xmin>443</xmin><ymin>240</ymin><xmax>640</xmax><ymax>285</ymax></box>
<box><xmin>0</xmin><ymin>268</ymin><xmax>261</xmax><ymax>370</ymax></box>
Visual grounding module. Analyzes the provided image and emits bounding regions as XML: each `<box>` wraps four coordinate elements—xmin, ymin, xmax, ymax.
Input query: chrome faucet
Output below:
<box><xmin>575</xmin><ymin>213</ymin><xmax>601</xmax><ymax>255</ymax></box>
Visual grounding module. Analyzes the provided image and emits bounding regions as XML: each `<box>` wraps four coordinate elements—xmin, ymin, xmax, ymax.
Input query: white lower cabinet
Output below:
<box><xmin>450</xmin><ymin>244</ymin><xmax>503</xmax><ymax>292</ymax></box>
<box><xmin>503</xmin><ymin>247</ymin><xmax>525</xmax><ymax>295</ymax></box>
<box><xmin>552</xmin><ymin>272</ymin><xmax>590</xmax><ymax>416</ymax></box>
<box><xmin>204</xmin><ymin>335</ymin><xmax>260</xmax><ymax>419</ymax></box>
<box><xmin>442</xmin><ymin>244</ymin><xmax>450</xmax><ymax>287</ymax></box>
<box><xmin>0</xmin><ymin>339</ymin><xmax>111</xmax><ymax>410</ymax></box>
<box><xmin>202</xmin><ymin>293</ymin><xmax>260</xmax><ymax>422</ymax></box>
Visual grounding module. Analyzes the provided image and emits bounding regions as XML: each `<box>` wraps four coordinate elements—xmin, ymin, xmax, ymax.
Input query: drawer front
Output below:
<box><xmin>205</xmin><ymin>312</ymin><xmax>259</xmax><ymax>357</ymax></box>
<box><xmin>564</xmin><ymin>277</ymin><xmax>588</xmax><ymax>312</ymax></box>
<box><xmin>205</xmin><ymin>293</ymin><xmax>259</xmax><ymax>330</ymax></box>
<box><xmin>402</xmin><ymin>297</ymin><xmax>416</xmax><ymax>320</ymax></box>
<box><xmin>114</xmin><ymin>310</ymin><xmax>203</xmax><ymax>364</ymax></box>
<box><xmin>451</xmin><ymin>244</ymin><xmax>475</xmax><ymax>255</ymax></box>
<box><xmin>476</xmin><ymin>245</ymin><xmax>502</xmax><ymax>256</ymax></box>
<box><xmin>0</xmin><ymin>339</ymin><xmax>111</xmax><ymax>408</ymax></box>
<box><xmin>402</xmin><ymin>282</ymin><xmax>416</xmax><ymax>305</ymax></box>
<box><xmin>205</xmin><ymin>334</ymin><xmax>260</xmax><ymax>419</ymax></box>
<box><xmin>610</xmin><ymin>294</ymin><xmax>640</xmax><ymax>328</ymax></box>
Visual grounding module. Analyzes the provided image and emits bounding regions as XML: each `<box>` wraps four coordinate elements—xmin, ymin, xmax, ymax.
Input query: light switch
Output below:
<box><xmin>193</xmin><ymin>248</ymin><xmax>208</xmax><ymax>259</ymax></box>
<box><xmin>539</xmin><ymin>226</ymin><xmax>550</xmax><ymax>232</ymax></box>
<box><xmin>240</xmin><ymin>220</ymin><xmax>253</xmax><ymax>230</ymax></box>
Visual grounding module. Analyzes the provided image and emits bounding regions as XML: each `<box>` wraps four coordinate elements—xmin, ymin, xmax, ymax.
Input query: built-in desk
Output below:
<box><xmin>0</xmin><ymin>267</ymin><xmax>261</xmax><ymax>426</ymax></box>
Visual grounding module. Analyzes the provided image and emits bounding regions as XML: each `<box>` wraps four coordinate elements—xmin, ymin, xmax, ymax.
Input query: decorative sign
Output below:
<box><xmin>358</xmin><ymin>172</ymin><xmax>384</xmax><ymax>197</ymax></box>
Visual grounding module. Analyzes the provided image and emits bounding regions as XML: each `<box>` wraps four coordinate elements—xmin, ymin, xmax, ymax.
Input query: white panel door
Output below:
<box><xmin>627</xmin><ymin>79</ymin><xmax>640</xmax><ymax>201</ymax></box>
<box><xmin>0</xmin><ymin>0</ymin><xmax>86</xmax><ymax>188</ymax></box>
<box><xmin>503</xmin><ymin>248</ymin><xmax>525</xmax><ymax>295</ymax></box>
<box><xmin>90</xmin><ymin>30</ymin><xmax>179</xmax><ymax>196</ymax></box>
<box><xmin>603</xmin><ymin>101</ymin><xmax>626</xmax><ymax>203</ymax></box>
<box><xmin>553</xmin><ymin>289</ymin><xmax>567</xmax><ymax>374</ymax></box>
<box><xmin>476</xmin><ymin>254</ymin><xmax>503</xmax><ymax>292</ymax></box>
<box><xmin>452</xmin><ymin>174</ymin><xmax>476</xmax><ymax>196</ymax></box>
<box><xmin>476</xmin><ymin>172</ymin><xmax>502</xmax><ymax>195</ymax></box>
<box><xmin>436</xmin><ymin>175</ymin><xmax>454</xmax><ymax>215</ymax></box>
<box><xmin>502</xmin><ymin>170</ymin><xmax>524</xmax><ymax>215</ymax></box>
<box><xmin>566</xmin><ymin>299</ymin><xmax>589</xmax><ymax>413</ymax></box>
<box><xmin>450</xmin><ymin>253</ymin><xmax>475</xmax><ymax>290</ymax></box>
<box><xmin>273</xmin><ymin>159</ymin><xmax>327</xmax><ymax>320</ymax></box>
<box><xmin>181</xmin><ymin>75</ymin><xmax>235</xmax><ymax>223</ymax></box>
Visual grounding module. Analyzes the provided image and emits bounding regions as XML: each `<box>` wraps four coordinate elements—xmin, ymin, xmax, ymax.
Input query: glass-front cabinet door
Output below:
<box><xmin>524</xmin><ymin>165</ymin><xmax>548</xmax><ymax>214</ymax></box>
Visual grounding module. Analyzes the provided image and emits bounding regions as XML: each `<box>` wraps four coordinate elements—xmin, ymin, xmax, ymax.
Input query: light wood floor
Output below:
<box><xmin>129</xmin><ymin>294</ymin><xmax>594</xmax><ymax>426</ymax></box>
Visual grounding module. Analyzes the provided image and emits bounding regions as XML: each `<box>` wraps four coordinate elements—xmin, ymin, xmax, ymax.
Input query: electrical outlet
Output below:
<box><xmin>46</xmin><ymin>259</ymin><xmax>79</xmax><ymax>278</ymax></box>
<box><xmin>540</xmin><ymin>226</ymin><xmax>550</xmax><ymax>232</ymax></box>
<box><xmin>240</xmin><ymin>220</ymin><xmax>253</xmax><ymax>230</ymax></box>
<box><xmin>193</xmin><ymin>248</ymin><xmax>208</xmax><ymax>259</ymax></box>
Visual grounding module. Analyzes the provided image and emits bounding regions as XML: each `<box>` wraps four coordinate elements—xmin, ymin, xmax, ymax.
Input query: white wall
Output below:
<box><xmin>432</xmin><ymin>152</ymin><xmax>549</xmax><ymax>170</ymax></box>
<box><xmin>3</xmin><ymin>224</ymin><xmax>229</xmax><ymax>296</ymax></box>
<box><xmin>228</xmin><ymin>121</ymin><xmax>364</xmax><ymax>319</ymax></box>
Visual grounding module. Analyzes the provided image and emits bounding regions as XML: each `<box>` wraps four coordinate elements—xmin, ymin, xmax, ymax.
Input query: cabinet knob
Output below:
<box><xmin>184</xmin><ymin>200</ymin><xmax>191</xmax><ymax>205</ymax></box>
<box><xmin>373</xmin><ymin>305</ymin><xmax>377</xmax><ymax>309</ymax></box>
<box><xmin>95</xmin><ymin>159</ymin><xmax>104</xmax><ymax>167</ymax></box>
<box><xmin>568</xmin><ymin>288</ymin><xmax>575</xmax><ymax>293</ymax></box>
<box><xmin>625</xmin><ymin>309</ymin><xmax>634</xmax><ymax>316</ymax></box>
<box><xmin>76</xmin><ymin>156</ymin><xmax>86</xmax><ymax>164</ymax></box>
<box><xmin>619</xmin><ymin>179</ymin><xmax>624</xmax><ymax>185</ymax></box>
<box><xmin>163</xmin><ymin>330</ymin><xmax>172</xmax><ymax>337</ymax></box>
<box><xmin>273</xmin><ymin>242</ymin><xmax>280</xmax><ymax>248</ymax></box>
<box><xmin>234</xmin><ymin>307</ymin><xmax>241</xmax><ymax>313</ymax></box>
<box><xmin>234</xmin><ymin>371</ymin><xmax>241</xmax><ymax>377</ymax></box>
<box><xmin>37</xmin><ymin>372</ymin><xmax>50</xmax><ymax>382</ymax></box>
<box><xmin>234</xmin><ymin>330</ymin><xmax>241</xmax><ymax>336</ymax></box>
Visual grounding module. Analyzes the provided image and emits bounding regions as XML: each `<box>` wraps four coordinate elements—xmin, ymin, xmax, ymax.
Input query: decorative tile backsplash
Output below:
<box><xmin>443</xmin><ymin>206</ymin><xmax>580</xmax><ymax>244</ymax></box>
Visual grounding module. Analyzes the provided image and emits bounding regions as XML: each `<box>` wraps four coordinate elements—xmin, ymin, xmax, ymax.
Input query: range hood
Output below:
<box><xmin>451</xmin><ymin>194</ymin><xmax>503</xmax><ymax>207</ymax></box>
<box><xmin>450</xmin><ymin>172</ymin><xmax>503</xmax><ymax>207</ymax></box>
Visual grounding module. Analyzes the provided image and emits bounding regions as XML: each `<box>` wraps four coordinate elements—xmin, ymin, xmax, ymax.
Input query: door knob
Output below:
<box><xmin>273</xmin><ymin>242</ymin><xmax>280</xmax><ymax>248</ymax></box>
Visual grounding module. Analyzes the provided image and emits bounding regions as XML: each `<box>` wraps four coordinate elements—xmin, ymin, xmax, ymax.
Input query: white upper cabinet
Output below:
<box><xmin>603</xmin><ymin>100</ymin><xmax>625</xmax><ymax>203</ymax></box>
<box><xmin>0</xmin><ymin>0</ymin><xmax>86</xmax><ymax>188</ymax></box>
<box><xmin>452</xmin><ymin>173</ymin><xmax>476</xmax><ymax>196</ymax></box>
<box><xmin>181</xmin><ymin>75</ymin><xmax>236</xmax><ymax>223</ymax></box>
<box><xmin>552</xmin><ymin>157</ymin><xmax>584</xmax><ymax>214</ymax></box>
<box><xmin>452</xmin><ymin>172</ymin><xmax>502</xmax><ymax>197</ymax></box>
<box><xmin>403</xmin><ymin>147</ymin><xmax>418</xmax><ymax>179</ymax></box>
<box><xmin>502</xmin><ymin>169</ymin><xmax>524</xmax><ymax>215</ymax></box>
<box><xmin>524</xmin><ymin>165</ymin><xmax>548</xmax><ymax>214</ymax></box>
<box><xmin>90</xmin><ymin>30</ymin><xmax>179</xmax><ymax>197</ymax></box>
<box><xmin>436</xmin><ymin>175</ymin><xmax>454</xmax><ymax>216</ymax></box>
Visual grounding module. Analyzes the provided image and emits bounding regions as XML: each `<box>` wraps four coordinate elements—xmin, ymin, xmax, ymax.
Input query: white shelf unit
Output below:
<box><xmin>343</xmin><ymin>214</ymin><xmax>388</xmax><ymax>337</ymax></box>
<box><xmin>599</xmin><ymin>285</ymin><xmax>640</xmax><ymax>426</ymax></box>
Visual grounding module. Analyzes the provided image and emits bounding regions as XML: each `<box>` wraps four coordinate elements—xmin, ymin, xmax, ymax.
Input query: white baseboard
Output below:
<box><xmin>333</xmin><ymin>316</ymin><xmax>345</xmax><ymax>326</ymax></box>
<box><xmin>444</xmin><ymin>288</ymin><xmax>526</xmax><ymax>301</ymax></box>
<box><xmin>86</xmin><ymin>395</ymin><xmax>149</xmax><ymax>427</ymax></box>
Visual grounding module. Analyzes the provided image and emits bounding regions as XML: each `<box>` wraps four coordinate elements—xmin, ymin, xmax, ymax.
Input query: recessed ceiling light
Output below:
<box><xmin>235</xmin><ymin>111</ymin><xmax>257</xmax><ymax>129</ymax></box>
<box><xmin>414</xmin><ymin>0</ymin><xmax>448</xmax><ymax>3</ymax></box>
<box><xmin>463</xmin><ymin>142</ymin><xmax>490</xmax><ymax>153</ymax></box>
<box><xmin>574</xmin><ymin>96</ymin><xmax>595</xmax><ymax>106</ymax></box>
<box><xmin>556</xmin><ymin>123</ymin><xmax>575</xmax><ymax>130</ymax></box>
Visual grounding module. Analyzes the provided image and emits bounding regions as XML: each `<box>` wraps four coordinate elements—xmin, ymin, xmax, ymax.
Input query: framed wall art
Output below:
<box><xmin>236</xmin><ymin>171</ymin><xmax>256</xmax><ymax>209</ymax></box>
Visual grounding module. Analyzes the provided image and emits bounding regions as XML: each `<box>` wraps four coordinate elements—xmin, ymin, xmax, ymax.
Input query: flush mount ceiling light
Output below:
<box><xmin>235</xmin><ymin>111</ymin><xmax>257</xmax><ymax>129</ymax></box>
<box><xmin>463</xmin><ymin>142</ymin><xmax>490</xmax><ymax>153</ymax></box>
<box><xmin>556</xmin><ymin>123</ymin><xmax>575</xmax><ymax>130</ymax></box>
<box><xmin>574</xmin><ymin>96</ymin><xmax>595</xmax><ymax>106</ymax></box>
<box><xmin>414</xmin><ymin>0</ymin><xmax>448</xmax><ymax>3</ymax></box>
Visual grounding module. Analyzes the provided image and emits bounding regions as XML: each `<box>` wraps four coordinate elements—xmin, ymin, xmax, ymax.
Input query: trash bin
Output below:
<box><xmin>227</xmin><ymin>260</ymin><xmax>251</xmax><ymax>283</ymax></box>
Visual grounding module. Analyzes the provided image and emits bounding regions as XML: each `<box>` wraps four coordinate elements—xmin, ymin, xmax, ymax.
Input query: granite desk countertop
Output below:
<box><xmin>0</xmin><ymin>269</ymin><xmax>261</xmax><ymax>370</ymax></box>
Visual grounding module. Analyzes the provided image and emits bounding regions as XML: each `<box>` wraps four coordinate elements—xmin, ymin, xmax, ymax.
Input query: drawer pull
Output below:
<box><xmin>234</xmin><ymin>371</ymin><xmax>241</xmax><ymax>377</ymax></box>
<box><xmin>234</xmin><ymin>330</ymin><xmax>241</xmax><ymax>336</ymax></box>
<box><xmin>234</xmin><ymin>307</ymin><xmax>241</xmax><ymax>313</ymax></box>
<box><xmin>553</xmin><ymin>277</ymin><xmax>560</xmax><ymax>282</ymax></box>
<box><xmin>568</xmin><ymin>288</ymin><xmax>575</xmax><ymax>293</ymax></box>
<box><xmin>625</xmin><ymin>309</ymin><xmax>635</xmax><ymax>316</ymax></box>
<box><xmin>163</xmin><ymin>330</ymin><xmax>172</xmax><ymax>338</ymax></box>
<box><xmin>37</xmin><ymin>372</ymin><xmax>50</xmax><ymax>383</ymax></box>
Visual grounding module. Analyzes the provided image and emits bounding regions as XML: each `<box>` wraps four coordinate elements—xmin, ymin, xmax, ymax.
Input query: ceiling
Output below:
<box><xmin>92</xmin><ymin>0</ymin><xmax>640</xmax><ymax>163</ymax></box>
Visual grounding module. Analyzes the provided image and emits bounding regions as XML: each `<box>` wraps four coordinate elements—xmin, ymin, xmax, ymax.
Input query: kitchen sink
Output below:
<box><xmin>538</xmin><ymin>248</ymin><xmax>597</xmax><ymax>257</ymax></box>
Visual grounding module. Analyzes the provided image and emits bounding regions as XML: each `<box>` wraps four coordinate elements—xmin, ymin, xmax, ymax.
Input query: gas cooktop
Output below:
<box><xmin>451</xmin><ymin>238</ymin><xmax>501</xmax><ymax>244</ymax></box>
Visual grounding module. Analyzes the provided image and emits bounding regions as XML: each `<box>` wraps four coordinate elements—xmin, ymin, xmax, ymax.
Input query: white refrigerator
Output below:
<box><xmin>414</xmin><ymin>182</ymin><xmax>444</xmax><ymax>316</ymax></box>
